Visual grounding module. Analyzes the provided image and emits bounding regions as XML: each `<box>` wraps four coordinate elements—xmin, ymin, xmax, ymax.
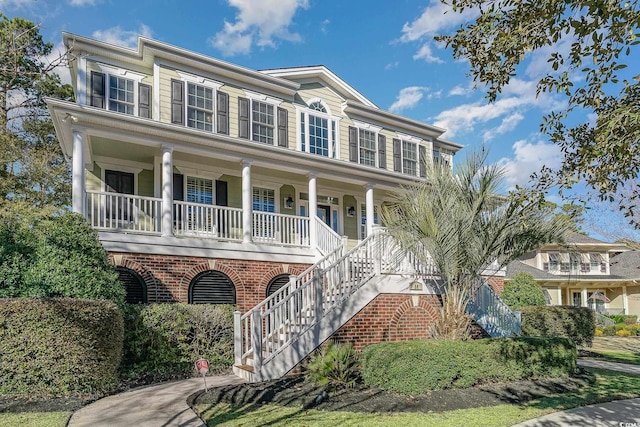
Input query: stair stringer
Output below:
<box><xmin>248</xmin><ymin>274</ymin><xmax>427</xmax><ymax>382</ymax></box>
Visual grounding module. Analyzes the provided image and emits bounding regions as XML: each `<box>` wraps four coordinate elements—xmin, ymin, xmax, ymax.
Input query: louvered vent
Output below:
<box><xmin>266</xmin><ymin>274</ymin><xmax>290</xmax><ymax>297</ymax></box>
<box><xmin>116</xmin><ymin>267</ymin><xmax>147</xmax><ymax>304</ymax></box>
<box><xmin>189</xmin><ymin>271</ymin><xmax>236</xmax><ymax>304</ymax></box>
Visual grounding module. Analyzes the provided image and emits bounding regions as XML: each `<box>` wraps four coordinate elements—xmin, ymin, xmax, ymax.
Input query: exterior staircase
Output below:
<box><xmin>232</xmin><ymin>225</ymin><xmax>521</xmax><ymax>382</ymax></box>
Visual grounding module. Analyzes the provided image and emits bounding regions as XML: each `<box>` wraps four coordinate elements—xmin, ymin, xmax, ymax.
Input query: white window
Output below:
<box><xmin>359</xmin><ymin>129</ymin><xmax>377</xmax><ymax>167</ymax></box>
<box><xmin>402</xmin><ymin>140</ymin><xmax>418</xmax><ymax>176</ymax></box>
<box><xmin>186</xmin><ymin>177</ymin><xmax>213</xmax><ymax>205</ymax></box>
<box><xmin>360</xmin><ymin>205</ymin><xmax>379</xmax><ymax>239</ymax></box>
<box><xmin>548</xmin><ymin>253</ymin><xmax>559</xmax><ymax>271</ymax></box>
<box><xmin>108</xmin><ymin>76</ymin><xmax>134</xmax><ymax>114</ymax></box>
<box><xmin>252</xmin><ymin>101</ymin><xmax>274</xmax><ymax>144</ymax></box>
<box><xmin>187</xmin><ymin>83</ymin><xmax>213</xmax><ymax>131</ymax></box>
<box><xmin>253</xmin><ymin>187</ymin><xmax>275</xmax><ymax>212</ymax></box>
<box><xmin>299</xmin><ymin>100</ymin><xmax>339</xmax><ymax>158</ymax></box>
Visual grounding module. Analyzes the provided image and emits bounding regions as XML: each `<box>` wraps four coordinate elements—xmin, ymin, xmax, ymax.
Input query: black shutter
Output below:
<box><xmin>117</xmin><ymin>268</ymin><xmax>147</xmax><ymax>304</ymax></box>
<box><xmin>419</xmin><ymin>145</ymin><xmax>427</xmax><ymax>178</ymax></box>
<box><xmin>393</xmin><ymin>138</ymin><xmax>402</xmax><ymax>172</ymax></box>
<box><xmin>138</xmin><ymin>83</ymin><xmax>151</xmax><ymax>118</ymax></box>
<box><xmin>216</xmin><ymin>91</ymin><xmax>229</xmax><ymax>134</ymax></box>
<box><xmin>348</xmin><ymin>126</ymin><xmax>358</xmax><ymax>163</ymax></box>
<box><xmin>171</xmin><ymin>79</ymin><xmax>184</xmax><ymax>125</ymax></box>
<box><xmin>238</xmin><ymin>97</ymin><xmax>249</xmax><ymax>139</ymax></box>
<box><xmin>277</xmin><ymin>107</ymin><xmax>288</xmax><ymax>147</ymax></box>
<box><xmin>172</xmin><ymin>173</ymin><xmax>184</xmax><ymax>201</ymax></box>
<box><xmin>90</xmin><ymin>71</ymin><xmax>105</xmax><ymax>108</ymax></box>
<box><xmin>189</xmin><ymin>271</ymin><xmax>236</xmax><ymax>304</ymax></box>
<box><xmin>266</xmin><ymin>274</ymin><xmax>291</xmax><ymax>297</ymax></box>
<box><xmin>378</xmin><ymin>134</ymin><xmax>387</xmax><ymax>169</ymax></box>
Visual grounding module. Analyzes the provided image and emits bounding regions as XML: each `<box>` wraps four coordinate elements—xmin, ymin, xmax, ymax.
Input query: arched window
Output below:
<box><xmin>299</xmin><ymin>100</ymin><xmax>337</xmax><ymax>158</ymax></box>
<box><xmin>116</xmin><ymin>267</ymin><xmax>147</xmax><ymax>304</ymax></box>
<box><xmin>189</xmin><ymin>270</ymin><xmax>236</xmax><ymax>304</ymax></box>
<box><xmin>266</xmin><ymin>274</ymin><xmax>291</xmax><ymax>297</ymax></box>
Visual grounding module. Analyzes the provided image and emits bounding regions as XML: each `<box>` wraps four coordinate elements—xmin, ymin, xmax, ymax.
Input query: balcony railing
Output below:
<box><xmin>85</xmin><ymin>191</ymin><xmax>310</xmax><ymax>247</ymax></box>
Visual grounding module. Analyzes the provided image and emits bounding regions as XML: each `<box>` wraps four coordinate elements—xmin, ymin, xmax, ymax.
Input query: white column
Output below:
<box><xmin>77</xmin><ymin>56</ymin><xmax>87</xmax><ymax>106</ymax></box>
<box><xmin>242</xmin><ymin>161</ymin><xmax>252</xmax><ymax>243</ymax></box>
<box><xmin>72</xmin><ymin>130</ymin><xmax>85</xmax><ymax>215</ymax></box>
<box><xmin>308</xmin><ymin>173</ymin><xmax>317</xmax><ymax>249</ymax></box>
<box><xmin>365</xmin><ymin>183</ymin><xmax>374</xmax><ymax>237</ymax></box>
<box><xmin>161</xmin><ymin>146</ymin><xmax>173</xmax><ymax>237</ymax></box>
<box><xmin>623</xmin><ymin>285</ymin><xmax>629</xmax><ymax>315</ymax></box>
<box><xmin>581</xmin><ymin>287</ymin><xmax>588</xmax><ymax>308</ymax></box>
<box><xmin>557</xmin><ymin>287</ymin><xmax>563</xmax><ymax>305</ymax></box>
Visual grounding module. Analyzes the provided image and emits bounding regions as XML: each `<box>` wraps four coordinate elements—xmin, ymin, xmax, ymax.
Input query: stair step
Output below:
<box><xmin>235</xmin><ymin>364</ymin><xmax>254</xmax><ymax>373</ymax></box>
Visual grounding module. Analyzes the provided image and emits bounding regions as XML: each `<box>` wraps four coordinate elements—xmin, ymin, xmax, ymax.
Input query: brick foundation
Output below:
<box><xmin>108</xmin><ymin>252</ymin><xmax>310</xmax><ymax>312</ymax></box>
<box><xmin>486</xmin><ymin>276</ymin><xmax>504</xmax><ymax>296</ymax></box>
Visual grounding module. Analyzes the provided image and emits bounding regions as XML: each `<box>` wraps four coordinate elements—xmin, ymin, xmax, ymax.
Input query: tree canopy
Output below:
<box><xmin>0</xmin><ymin>14</ymin><xmax>73</xmax><ymax>224</ymax></box>
<box><xmin>438</xmin><ymin>0</ymin><xmax>640</xmax><ymax>226</ymax></box>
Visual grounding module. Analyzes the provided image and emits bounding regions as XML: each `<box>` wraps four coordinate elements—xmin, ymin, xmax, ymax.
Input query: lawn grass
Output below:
<box><xmin>194</xmin><ymin>368</ymin><xmax>640</xmax><ymax>427</ymax></box>
<box><xmin>588</xmin><ymin>350</ymin><xmax>640</xmax><ymax>365</ymax></box>
<box><xmin>0</xmin><ymin>412</ymin><xmax>71</xmax><ymax>427</ymax></box>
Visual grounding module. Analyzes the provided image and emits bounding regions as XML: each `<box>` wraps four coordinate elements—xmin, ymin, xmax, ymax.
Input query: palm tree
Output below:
<box><xmin>381</xmin><ymin>150</ymin><xmax>570</xmax><ymax>340</ymax></box>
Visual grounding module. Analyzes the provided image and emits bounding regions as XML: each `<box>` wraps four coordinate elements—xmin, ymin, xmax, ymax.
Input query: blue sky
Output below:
<box><xmin>2</xmin><ymin>0</ymin><xmax>637</xmax><ymax>239</ymax></box>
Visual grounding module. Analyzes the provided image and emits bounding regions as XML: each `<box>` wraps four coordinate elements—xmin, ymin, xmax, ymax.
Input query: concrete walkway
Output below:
<box><xmin>67</xmin><ymin>374</ymin><xmax>243</xmax><ymax>427</ymax></box>
<box><xmin>512</xmin><ymin>359</ymin><xmax>640</xmax><ymax>427</ymax></box>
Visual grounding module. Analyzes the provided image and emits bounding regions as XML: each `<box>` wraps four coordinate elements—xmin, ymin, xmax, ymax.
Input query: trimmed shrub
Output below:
<box><xmin>605</xmin><ymin>314</ymin><xmax>638</xmax><ymax>325</ymax></box>
<box><xmin>0</xmin><ymin>298</ymin><xmax>123</xmax><ymax>398</ymax></box>
<box><xmin>306</xmin><ymin>341</ymin><xmax>360</xmax><ymax>390</ymax></box>
<box><xmin>616</xmin><ymin>329</ymin><xmax>632</xmax><ymax>337</ymax></box>
<box><xmin>521</xmin><ymin>306</ymin><xmax>595</xmax><ymax>347</ymax></box>
<box><xmin>360</xmin><ymin>337</ymin><xmax>576</xmax><ymax>394</ymax></box>
<box><xmin>120</xmin><ymin>303</ymin><xmax>234</xmax><ymax>381</ymax></box>
<box><xmin>599</xmin><ymin>324</ymin><xmax>640</xmax><ymax>336</ymax></box>
<box><xmin>501</xmin><ymin>273</ymin><xmax>546</xmax><ymax>311</ymax></box>
<box><xmin>0</xmin><ymin>213</ymin><xmax>124</xmax><ymax>307</ymax></box>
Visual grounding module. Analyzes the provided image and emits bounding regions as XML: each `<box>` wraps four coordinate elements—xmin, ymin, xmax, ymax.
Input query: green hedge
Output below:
<box><xmin>0</xmin><ymin>298</ymin><xmax>123</xmax><ymax>397</ymax></box>
<box><xmin>360</xmin><ymin>337</ymin><xmax>576</xmax><ymax>394</ymax></box>
<box><xmin>521</xmin><ymin>306</ymin><xmax>595</xmax><ymax>347</ymax></box>
<box><xmin>121</xmin><ymin>303</ymin><xmax>235</xmax><ymax>381</ymax></box>
<box><xmin>604</xmin><ymin>314</ymin><xmax>638</xmax><ymax>325</ymax></box>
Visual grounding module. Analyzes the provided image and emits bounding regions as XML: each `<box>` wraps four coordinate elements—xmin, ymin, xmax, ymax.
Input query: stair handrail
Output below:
<box><xmin>466</xmin><ymin>277</ymin><xmax>521</xmax><ymax>337</ymax></box>
<box><xmin>315</xmin><ymin>217</ymin><xmax>343</xmax><ymax>255</ymax></box>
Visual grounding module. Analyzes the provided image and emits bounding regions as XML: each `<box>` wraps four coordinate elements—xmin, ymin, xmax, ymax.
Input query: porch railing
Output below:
<box><xmin>86</xmin><ymin>190</ymin><xmax>161</xmax><ymax>233</ymax></box>
<box><xmin>173</xmin><ymin>201</ymin><xmax>243</xmax><ymax>240</ymax></box>
<box><xmin>253</xmin><ymin>211</ymin><xmax>310</xmax><ymax>246</ymax></box>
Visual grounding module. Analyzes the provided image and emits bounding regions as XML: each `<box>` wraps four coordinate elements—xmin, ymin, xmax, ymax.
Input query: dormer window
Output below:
<box><xmin>109</xmin><ymin>76</ymin><xmax>134</xmax><ymax>114</ymax></box>
<box><xmin>298</xmin><ymin>100</ymin><xmax>339</xmax><ymax>158</ymax></box>
<box><xmin>171</xmin><ymin>72</ymin><xmax>229</xmax><ymax>135</ymax></box>
<box><xmin>187</xmin><ymin>83</ymin><xmax>214</xmax><ymax>131</ymax></box>
<box><xmin>89</xmin><ymin>64</ymin><xmax>150</xmax><ymax>118</ymax></box>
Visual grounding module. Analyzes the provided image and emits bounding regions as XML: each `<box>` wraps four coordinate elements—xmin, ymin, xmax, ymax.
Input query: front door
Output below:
<box><xmin>317</xmin><ymin>205</ymin><xmax>331</xmax><ymax>227</ymax></box>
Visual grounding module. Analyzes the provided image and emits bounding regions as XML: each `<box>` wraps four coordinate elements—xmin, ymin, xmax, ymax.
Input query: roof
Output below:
<box><xmin>506</xmin><ymin>260</ymin><xmax>559</xmax><ymax>280</ymax></box>
<box><xmin>564</xmin><ymin>232</ymin><xmax>609</xmax><ymax>245</ymax></box>
<box><xmin>610</xmin><ymin>251</ymin><xmax>640</xmax><ymax>279</ymax></box>
<box><xmin>505</xmin><ymin>259</ymin><xmax>630</xmax><ymax>282</ymax></box>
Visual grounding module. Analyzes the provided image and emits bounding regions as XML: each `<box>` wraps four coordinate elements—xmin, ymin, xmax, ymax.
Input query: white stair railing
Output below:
<box><xmin>315</xmin><ymin>217</ymin><xmax>343</xmax><ymax>255</ymax></box>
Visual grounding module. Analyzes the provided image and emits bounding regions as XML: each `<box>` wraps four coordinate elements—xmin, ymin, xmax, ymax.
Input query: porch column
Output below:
<box><xmin>557</xmin><ymin>286</ymin><xmax>563</xmax><ymax>305</ymax></box>
<box><xmin>623</xmin><ymin>285</ymin><xmax>629</xmax><ymax>315</ymax></box>
<box><xmin>581</xmin><ymin>287</ymin><xmax>588</xmax><ymax>308</ymax></box>
<box><xmin>242</xmin><ymin>160</ymin><xmax>252</xmax><ymax>243</ymax></box>
<box><xmin>365</xmin><ymin>183</ymin><xmax>374</xmax><ymax>237</ymax></box>
<box><xmin>72</xmin><ymin>130</ymin><xmax>85</xmax><ymax>215</ymax></box>
<box><xmin>308</xmin><ymin>173</ymin><xmax>317</xmax><ymax>249</ymax></box>
<box><xmin>161</xmin><ymin>146</ymin><xmax>173</xmax><ymax>237</ymax></box>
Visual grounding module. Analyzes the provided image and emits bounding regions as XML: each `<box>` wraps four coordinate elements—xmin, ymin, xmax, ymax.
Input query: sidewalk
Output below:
<box><xmin>512</xmin><ymin>359</ymin><xmax>640</xmax><ymax>427</ymax></box>
<box><xmin>67</xmin><ymin>374</ymin><xmax>244</xmax><ymax>427</ymax></box>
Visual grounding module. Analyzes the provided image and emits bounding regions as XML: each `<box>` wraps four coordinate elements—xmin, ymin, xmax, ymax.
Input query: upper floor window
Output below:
<box><xmin>348</xmin><ymin>122</ymin><xmax>386</xmax><ymax>169</ymax></box>
<box><xmin>90</xmin><ymin>66</ymin><xmax>150</xmax><ymax>118</ymax></box>
<box><xmin>548</xmin><ymin>253</ymin><xmax>559</xmax><ymax>271</ymax></box>
<box><xmin>393</xmin><ymin>134</ymin><xmax>426</xmax><ymax>177</ymax></box>
<box><xmin>238</xmin><ymin>93</ymin><xmax>288</xmax><ymax>147</ymax></box>
<box><xmin>591</xmin><ymin>253</ymin><xmax>607</xmax><ymax>273</ymax></box>
<box><xmin>171</xmin><ymin>73</ymin><xmax>229</xmax><ymax>134</ymax></box>
<box><xmin>299</xmin><ymin>100</ymin><xmax>339</xmax><ymax>158</ymax></box>
<box><xmin>433</xmin><ymin>148</ymin><xmax>452</xmax><ymax>167</ymax></box>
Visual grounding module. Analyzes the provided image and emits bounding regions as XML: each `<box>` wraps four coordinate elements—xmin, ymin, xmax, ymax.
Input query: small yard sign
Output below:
<box><xmin>196</xmin><ymin>358</ymin><xmax>209</xmax><ymax>391</ymax></box>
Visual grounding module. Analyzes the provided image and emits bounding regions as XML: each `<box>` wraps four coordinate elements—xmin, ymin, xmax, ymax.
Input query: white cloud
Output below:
<box><xmin>45</xmin><ymin>42</ymin><xmax>72</xmax><ymax>86</ymax></box>
<box><xmin>385</xmin><ymin>61</ymin><xmax>399</xmax><ymax>70</ymax></box>
<box><xmin>91</xmin><ymin>24</ymin><xmax>153</xmax><ymax>49</ymax></box>
<box><xmin>320</xmin><ymin>19</ymin><xmax>330</xmax><ymax>34</ymax></box>
<box><xmin>482</xmin><ymin>112</ymin><xmax>524</xmax><ymax>141</ymax></box>
<box><xmin>68</xmin><ymin>0</ymin><xmax>98</xmax><ymax>5</ymax></box>
<box><xmin>432</xmin><ymin>78</ymin><xmax>564</xmax><ymax>138</ymax></box>
<box><xmin>412</xmin><ymin>43</ymin><xmax>443</xmax><ymax>64</ymax></box>
<box><xmin>399</xmin><ymin>0</ymin><xmax>478</xmax><ymax>63</ymax></box>
<box><xmin>210</xmin><ymin>0</ymin><xmax>309</xmax><ymax>56</ymax></box>
<box><xmin>389</xmin><ymin>86</ymin><xmax>430</xmax><ymax>113</ymax></box>
<box><xmin>0</xmin><ymin>0</ymin><xmax>36</xmax><ymax>8</ymax></box>
<box><xmin>498</xmin><ymin>138</ymin><xmax>562</xmax><ymax>188</ymax></box>
<box><xmin>448</xmin><ymin>83</ymin><xmax>474</xmax><ymax>97</ymax></box>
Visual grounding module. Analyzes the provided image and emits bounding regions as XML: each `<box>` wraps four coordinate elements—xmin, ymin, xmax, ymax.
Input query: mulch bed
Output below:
<box><xmin>191</xmin><ymin>370</ymin><xmax>594</xmax><ymax>413</ymax></box>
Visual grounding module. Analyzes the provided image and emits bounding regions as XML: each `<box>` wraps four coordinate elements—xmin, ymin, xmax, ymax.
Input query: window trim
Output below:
<box><xmin>395</xmin><ymin>133</ymin><xmax>423</xmax><ymax>177</ymax></box>
<box><xmin>96</xmin><ymin>160</ymin><xmax>144</xmax><ymax>194</ymax></box>
<box><xmin>176</xmin><ymin>71</ymin><xmax>222</xmax><ymax>132</ymax></box>
<box><xmin>94</xmin><ymin>63</ymin><xmax>147</xmax><ymax>117</ymax></box>
<box><xmin>296</xmin><ymin>99</ymin><xmax>341</xmax><ymax>159</ymax></box>
<box><xmin>352</xmin><ymin>120</ymin><xmax>382</xmax><ymax>167</ymax></box>
<box><xmin>242</xmin><ymin>90</ymin><xmax>282</xmax><ymax>145</ymax></box>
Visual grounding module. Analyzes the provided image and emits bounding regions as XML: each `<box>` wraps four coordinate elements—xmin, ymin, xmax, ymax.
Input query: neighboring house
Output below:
<box><xmin>48</xmin><ymin>33</ymin><xmax>518</xmax><ymax>382</ymax></box>
<box><xmin>506</xmin><ymin>232</ymin><xmax>640</xmax><ymax>315</ymax></box>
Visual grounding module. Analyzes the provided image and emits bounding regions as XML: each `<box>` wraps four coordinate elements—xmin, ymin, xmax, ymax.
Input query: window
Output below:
<box><xmin>252</xmin><ymin>101</ymin><xmax>275</xmax><ymax>144</ymax></box>
<box><xmin>266</xmin><ymin>274</ymin><xmax>291</xmax><ymax>297</ymax></box>
<box><xmin>548</xmin><ymin>253</ymin><xmax>559</xmax><ymax>271</ymax></box>
<box><xmin>108</xmin><ymin>76</ymin><xmax>134</xmax><ymax>114</ymax></box>
<box><xmin>433</xmin><ymin>148</ymin><xmax>452</xmax><ymax>167</ymax></box>
<box><xmin>186</xmin><ymin>177</ymin><xmax>213</xmax><ymax>205</ymax></box>
<box><xmin>360</xmin><ymin>205</ymin><xmax>379</xmax><ymax>239</ymax></box>
<box><xmin>359</xmin><ymin>129</ymin><xmax>377</xmax><ymax>166</ymax></box>
<box><xmin>189</xmin><ymin>270</ymin><xmax>236</xmax><ymax>304</ymax></box>
<box><xmin>570</xmin><ymin>253</ymin><xmax>580</xmax><ymax>271</ymax></box>
<box><xmin>299</xmin><ymin>101</ymin><xmax>338</xmax><ymax>158</ymax></box>
<box><xmin>253</xmin><ymin>187</ymin><xmax>275</xmax><ymax>212</ymax></box>
<box><xmin>187</xmin><ymin>83</ymin><xmax>213</xmax><ymax>131</ymax></box>
<box><xmin>402</xmin><ymin>140</ymin><xmax>418</xmax><ymax>176</ymax></box>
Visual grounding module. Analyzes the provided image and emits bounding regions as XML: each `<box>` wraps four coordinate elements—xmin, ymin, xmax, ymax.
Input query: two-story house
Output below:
<box><xmin>48</xmin><ymin>33</ymin><xmax>525</xmax><ymax>382</ymax></box>
<box><xmin>506</xmin><ymin>233</ymin><xmax>640</xmax><ymax>315</ymax></box>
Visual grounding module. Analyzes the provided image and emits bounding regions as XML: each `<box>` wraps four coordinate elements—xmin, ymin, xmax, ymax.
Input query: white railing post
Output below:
<box><xmin>289</xmin><ymin>275</ymin><xmax>297</xmax><ymax>327</ymax></box>
<box><xmin>161</xmin><ymin>146</ymin><xmax>173</xmax><ymax>237</ymax></box>
<box><xmin>251</xmin><ymin>309</ymin><xmax>262</xmax><ymax>373</ymax></box>
<box><xmin>242</xmin><ymin>161</ymin><xmax>253</xmax><ymax>243</ymax></box>
<box><xmin>308</xmin><ymin>173</ymin><xmax>317</xmax><ymax>249</ymax></box>
<box><xmin>234</xmin><ymin>310</ymin><xmax>242</xmax><ymax>365</ymax></box>
<box><xmin>314</xmin><ymin>267</ymin><xmax>323</xmax><ymax>321</ymax></box>
<box><xmin>373</xmin><ymin>232</ymin><xmax>382</xmax><ymax>275</ymax></box>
